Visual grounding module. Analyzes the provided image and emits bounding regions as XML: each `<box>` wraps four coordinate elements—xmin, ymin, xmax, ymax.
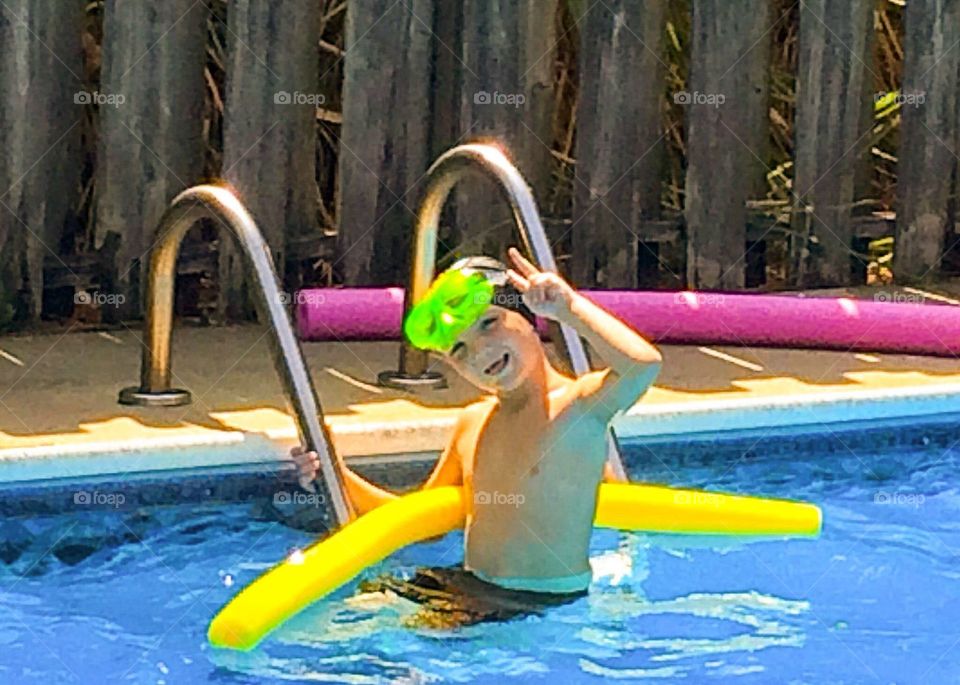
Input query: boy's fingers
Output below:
<box><xmin>509</xmin><ymin>249</ymin><xmax>539</xmax><ymax>278</ymax></box>
<box><xmin>506</xmin><ymin>269</ymin><xmax>530</xmax><ymax>291</ymax></box>
<box><xmin>507</xmin><ymin>247</ymin><xmax>539</xmax><ymax>278</ymax></box>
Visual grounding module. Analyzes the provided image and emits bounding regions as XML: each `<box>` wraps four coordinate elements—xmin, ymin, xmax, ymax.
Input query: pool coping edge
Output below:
<box><xmin>4</xmin><ymin>381</ymin><xmax>960</xmax><ymax>485</ymax></box>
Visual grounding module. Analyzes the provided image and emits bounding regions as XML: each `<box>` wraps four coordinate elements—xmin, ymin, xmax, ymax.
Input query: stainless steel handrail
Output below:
<box><xmin>379</xmin><ymin>144</ymin><xmax>627</xmax><ymax>480</ymax></box>
<box><xmin>118</xmin><ymin>184</ymin><xmax>353</xmax><ymax>526</ymax></box>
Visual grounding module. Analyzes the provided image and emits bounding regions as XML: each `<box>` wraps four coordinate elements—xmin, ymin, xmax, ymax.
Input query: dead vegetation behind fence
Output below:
<box><xmin>0</xmin><ymin>0</ymin><xmax>954</xmax><ymax>332</ymax></box>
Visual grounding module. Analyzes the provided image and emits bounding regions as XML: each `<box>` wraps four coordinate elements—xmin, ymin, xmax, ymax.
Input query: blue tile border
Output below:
<box><xmin>0</xmin><ymin>456</ymin><xmax>435</xmax><ymax>520</ymax></box>
<box><xmin>3</xmin><ymin>384</ymin><xmax>960</xmax><ymax>515</ymax></box>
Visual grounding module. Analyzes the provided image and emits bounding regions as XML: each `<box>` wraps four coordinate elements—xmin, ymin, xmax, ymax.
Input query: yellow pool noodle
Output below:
<box><xmin>208</xmin><ymin>483</ymin><xmax>821</xmax><ymax>651</ymax></box>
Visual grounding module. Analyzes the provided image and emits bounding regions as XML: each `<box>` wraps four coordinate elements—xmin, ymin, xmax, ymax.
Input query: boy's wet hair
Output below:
<box><xmin>449</xmin><ymin>255</ymin><xmax>537</xmax><ymax>327</ymax></box>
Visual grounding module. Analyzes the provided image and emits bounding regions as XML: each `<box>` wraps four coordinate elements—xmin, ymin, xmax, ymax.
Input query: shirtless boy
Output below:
<box><xmin>292</xmin><ymin>247</ymin><xmax>661</xmax><ymax>624</ymax></box>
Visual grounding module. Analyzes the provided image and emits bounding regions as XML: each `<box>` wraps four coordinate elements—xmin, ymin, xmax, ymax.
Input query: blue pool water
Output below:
<box><xmin>2</xmin><ymin>436</ymin><xmax>960</xmax><ymax>684</ymax></box>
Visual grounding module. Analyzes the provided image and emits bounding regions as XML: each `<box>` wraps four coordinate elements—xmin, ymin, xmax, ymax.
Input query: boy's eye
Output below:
<box><xmin>479</xmin><ymin>316</ymin><xmax>497</xmax><ymax>331</ymax></box>
<box><xmin>449</xmin><ymin>341</ymin><xmax>466</xmax><ymax>359</ymax></box>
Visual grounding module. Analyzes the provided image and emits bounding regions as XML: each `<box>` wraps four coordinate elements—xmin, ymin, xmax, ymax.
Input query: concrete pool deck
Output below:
<box><xmin>0</xmin><ymin>323</ymin><xmax>959</xmax><ymax>482</ymax></box>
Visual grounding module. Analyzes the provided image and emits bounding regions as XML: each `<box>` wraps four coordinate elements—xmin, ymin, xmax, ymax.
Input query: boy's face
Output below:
<box><xmin>442</xmin><ymin>306</ymin><xmax>541</xmax><ymax>394</ymax></box>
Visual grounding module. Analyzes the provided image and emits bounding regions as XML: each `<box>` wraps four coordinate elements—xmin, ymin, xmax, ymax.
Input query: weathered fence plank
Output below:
<box><xmin>791</xmin><ymin>0</ymin><xmax>875</xmax><ymax>287</ymax></box>
<box><xmin>0</xmin><ymin>1</ymin><xmax>83</xmax><ymax>323</ymax></box>
<box><xmin>220</xmin><ymin>0</ymin><xmax>320</xmax><ymax>317</ymax></box>
<box><xmin>430</xmin><ymin>2</ymin><xmax>464</xmax><ymax>163</ymax></box>
<box><xmin>684</xmin><ymin>0</ymin><xmax>772</xmax><ymax>290</ymax></box>
<box><xmin>95</xmin><ymin>0</ymin><xmax>207</xmax><ymax>318</ymax></box>
<box><xmin>680</xmin><ymin>0</ymin><xmax>772</xmax><ymax>289</ymax></box>
<box><xmin>571</xmin><ymin>0</ymin><xmax>666</xmax><ymax>288</ymax></box>
<box><xmin>455</xmin><ymin>0</ymin><xmax>559</xmax><ymax>257</ymax></box>
<box><xmin>894</xmin><ymin>0</ymin><xmax>960</xmax><ymax>283</ymax></box>
<box><xmin>336</xmin><ymin>0</ymin><xmax>435</xmax><ymax>286</ymax></box>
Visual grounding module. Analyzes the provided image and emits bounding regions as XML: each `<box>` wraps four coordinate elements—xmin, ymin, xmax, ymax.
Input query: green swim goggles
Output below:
<box><xmin>403</xmin><ymin>266</ymin><xmax>500</xmax><ymax>353</ymax></box>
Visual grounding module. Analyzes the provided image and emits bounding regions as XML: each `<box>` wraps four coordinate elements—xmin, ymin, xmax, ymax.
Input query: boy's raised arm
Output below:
<box><xmin>557</xmin><ymin>292</ymin><xmax>661</xmax><ymax>417</ymax></box>
<box><xmin>506</xmin><ymin>247</ymin><xmax>661</xmax><ymax>416</ymax></box>
<box><xmin>557</xmin><ymin>289</ymin><xmax>662</xmax><ymax>378</ymax></box>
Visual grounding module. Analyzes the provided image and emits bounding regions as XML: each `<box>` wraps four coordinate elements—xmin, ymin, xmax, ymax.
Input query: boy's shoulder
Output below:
<box><xmin>448</xmin><ymin>398</ymin><xmax>497</xmax><ymax>462</ymax></box>
<box><xmin>457</xmin><ymin>397</ymin><xmax>498</xmax><ymax>428</ymax></box>
<box><xmin>450</xmin><ymin>397</ymin><xmax>497</xmax><ymax>431</ymax></box>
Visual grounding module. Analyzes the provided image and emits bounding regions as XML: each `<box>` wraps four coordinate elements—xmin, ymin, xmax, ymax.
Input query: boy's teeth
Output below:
<box><xmin>485</xmin><ymin>353</ymin><xmax>508</xmax><ymax>375</ymax></box>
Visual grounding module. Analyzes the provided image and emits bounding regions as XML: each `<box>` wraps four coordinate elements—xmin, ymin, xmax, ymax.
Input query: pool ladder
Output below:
<box><xmin>117</xmin><ymin>185</ymin><xmax>353</xmax><ymax>527</ymax></box>
<box><xmin>120</xmin><ymin>145</ymin><xmax>626</xmax><ymax>528</ymax></box>
<box><xmin>378</xmin><ymin>144</ymin><xmax>628</xmax><ymax>481</ymax></box>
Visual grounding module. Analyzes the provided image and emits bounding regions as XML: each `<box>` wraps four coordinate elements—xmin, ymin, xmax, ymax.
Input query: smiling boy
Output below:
<box><xmin>292</xmin><ymin>247</ymin><xmax>661</xmax><ymax>623</ymax></box>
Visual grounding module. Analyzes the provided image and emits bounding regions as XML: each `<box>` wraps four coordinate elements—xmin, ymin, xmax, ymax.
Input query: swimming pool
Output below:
<box><xmin>1</xmin><ymin>419</ymin><xmax>958</xmax><ymax>684</ymax></box>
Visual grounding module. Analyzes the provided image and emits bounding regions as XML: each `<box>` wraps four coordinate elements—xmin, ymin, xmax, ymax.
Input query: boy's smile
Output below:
<box><xmin>442</xmin><ymin>306</ymin><xmax>542</xmax><ymax>394</ymax></box>
<box><xmin>482</xmin><ymin>352</ymin><xmax>510</xmax><ymax>377</ymax></box>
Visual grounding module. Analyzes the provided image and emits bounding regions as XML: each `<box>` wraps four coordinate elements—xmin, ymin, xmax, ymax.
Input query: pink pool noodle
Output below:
<box><xmin>296</xmin><ymin>288</ymin><xmax>960</xmax><ymax>357</ymax></box>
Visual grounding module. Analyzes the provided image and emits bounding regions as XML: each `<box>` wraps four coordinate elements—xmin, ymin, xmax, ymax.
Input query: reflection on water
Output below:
<box><xmin>214</xmin><ymin>533</ymin><xmax>809</xmax><ymax>683</ymax></box>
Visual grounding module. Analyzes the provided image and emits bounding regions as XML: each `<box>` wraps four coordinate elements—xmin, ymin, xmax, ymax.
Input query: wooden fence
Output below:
<box><xmin>0</xmin><ymin>0</ymin><xmax>957</xmax><ymax>327</ymax></box>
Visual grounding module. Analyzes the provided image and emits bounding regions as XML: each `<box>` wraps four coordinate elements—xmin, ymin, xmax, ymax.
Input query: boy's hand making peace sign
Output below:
<box><xmin>505</xmin><ymin>247</ymin><xmax>578</xmax><ymax>323</ymax></box>
<box><xmin>506</xmin><ymin>245</ymin><xmax>662</xmax><ymax>425</ymax></box>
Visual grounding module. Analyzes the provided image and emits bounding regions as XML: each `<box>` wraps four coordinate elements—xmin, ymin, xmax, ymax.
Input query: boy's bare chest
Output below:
<box><xmin>465</xmin><ymin>399</ymin><xmax>604</xmax><ymax>486</ymax></box>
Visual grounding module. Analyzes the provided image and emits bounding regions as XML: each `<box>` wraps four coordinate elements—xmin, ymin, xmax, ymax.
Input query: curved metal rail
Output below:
<box><xmin>379</xmin><ymin>144</ymin><xmax>627</xmax><ymax>480</ymax></box>
<box><xmin>118</xmin><ymin>185</ymin><xmax>352</xmax><ymax>526</ymax></box>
